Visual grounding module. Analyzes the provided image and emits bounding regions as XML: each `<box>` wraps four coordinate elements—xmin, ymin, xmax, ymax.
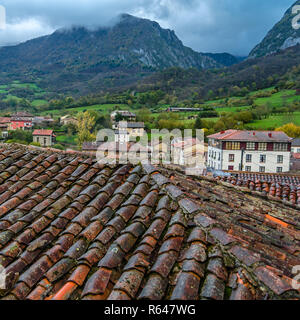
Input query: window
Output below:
<box><xmin>260</xmin><ymin>155</ymin><xmax>266</xmax><ymax>163</ymax></box>
<box><xmin>246</xmin><ymin>142</ymin><xmax>255</xmax><ymax>150</ymax></box>
<box><xmin>36</xmin><ymin>137</ymin><xmax>39</xmax><ymax>143</ymax></box>
<box><xmin>246</xmin><ymin>154</ymin><xmax>252</xmax><ymax>163</ymax></box>
<box><xmin>297</xmin><ymin>148</ymin><xmax>300</xmax><ymax>153</ymax></box>
<box><xmin>44</xmin><ymin>138</ymin><xmax>47</xmax><ymax>145</ymax></box>
<box><xmin>229</xmin><ymin>154</ymin><xmax>235</xmax><ymax>162</ymax></box>
<box><xmin>277</xmin><ymin>155</ymin><xmax>283</xmax><ymax>164</ymax></box>
<box><xmin>259</xmin><ymin>166</ymin><xmax>265</xmax><ymax>173</ymax></box>
<box><xmin>228</xmin><ymin>166</ymin><xmax>234</xmax><ymax>171</ymax></box>
<box><xmin>245</xmin><ymin>166</ymin><xmax>251</xmax><ymax>172</ymax></box>
<box><xmin>258</xmin><ymin>143</ymin><xmax>267</xmax><ymax>151</ymax></box>
<box><xmin>274</xmin><ymin>143</ymin><xmax>288</xmax><ymax>151</ymax></box>
<box><xmin>226</xmin><ymin>142</ymin><xmax>240</xmax><ymax>150</ymax></box>
<box><xmin>277</xmin><ymin>167</ymin><xmax>283</xmax><ymax>173</ymax></box>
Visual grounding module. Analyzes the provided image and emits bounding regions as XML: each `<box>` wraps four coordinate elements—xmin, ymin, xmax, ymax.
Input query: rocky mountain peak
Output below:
<box><xmin>249</xmin><ymin>0</ymin><xmax>300</xmax><ymax>57</ymax></box>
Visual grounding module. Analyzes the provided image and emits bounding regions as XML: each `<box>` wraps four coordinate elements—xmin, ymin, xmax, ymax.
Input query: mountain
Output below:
<box><xmin>138</xmin><ymin>45</ymin><xmax>300</xmax><ymax>101</ymax></box>
<box><xmin>205</xmin><ymin>53</ymin><xmax>244</xmax><ymax>67</ymax></box>
<box><xmin>249</xmin><ymin>1</ymin><xmax>300</xmax><ymax>57</ymax></box>
<box><xmin>0</xmin><ymin>14</ymin><xmax>237</xmax><ymax>95</ymax></box>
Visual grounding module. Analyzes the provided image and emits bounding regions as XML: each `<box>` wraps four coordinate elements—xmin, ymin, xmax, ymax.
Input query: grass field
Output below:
<box><xmin>41</xmin><ymin>104</ymin><xmax>130</xmax><ymax>116</ymax></box>
<box><xmin>247</xmin><ymin>112</ymin><xmax>300</xmax><ymax>129</ymax></box>
<box><xmin>198</xmin><ymin>88</ymin><xmax>300</xmax><ymax>129</ymax></box>
<box><xmin>11</xmin><ymin>82</ymin><xmax>44</xmax><ymax>91</ymax></box>
<box><xmin>56</xmin><ymin>135</ymin><xmax>77</xmax><ymax>145</ymax></box>
<box><xmin>254</xmin><ymin>90</ymin><xmax>300</xmax><ymax>107</ymax></box>
<box><xmin>0</xmin><ymin>81</ymin><xmax>48</xmax><ymax>107</ymax></box>
<box><xmin>32</xmin><ymin>99</ymin><xmax>48</xmax><ymax>107</ymax></box>
<box><xmin>3</xmin><ymin>95</ymin><xmax>23</xmax><ymax>102</ymax></box>
<box><xmin>215</xmin><ymin>106</ymin><xmax>251</xmax><ymax>113</ymax></box>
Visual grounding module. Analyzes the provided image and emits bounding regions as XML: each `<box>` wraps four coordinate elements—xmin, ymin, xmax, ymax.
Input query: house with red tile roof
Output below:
<box><xmin>0</xmin><ymin>143</ymin><xmax>298</xmax><ymax>300</ymax></box>
<box><xmin>33</xmin><ymin>130</ymin><xmax>56</xmax><ymax>147</ymax></box>
<box><xmin>10</xmin><ymin>112</ymin><xmax>33</xmax><ymax>131</ymax></box>
<box><xmin>207</xmin><ymin>130</ymin><xmax>292</xmax><ymax>173</ymax></box>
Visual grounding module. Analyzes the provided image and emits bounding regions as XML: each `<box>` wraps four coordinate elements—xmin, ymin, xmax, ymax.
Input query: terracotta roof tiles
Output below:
<box><xmin>32</xmin><ymin>130</ymin><xmax>54</xmax><ymax>136</ymax></box>
<box><xmin>215</xmin><ymin>173</ymin><xmax>300</xmax><ymax>205</ymax></box>
<box><xmin>0</xmin><ymin>144</ymin><xmax>299</xmax><ymax>300</ymax></box>
<box><xmin>208</xmin><ymin>130</ymin><xmax>291</xmax><ymax>142</ymax></box>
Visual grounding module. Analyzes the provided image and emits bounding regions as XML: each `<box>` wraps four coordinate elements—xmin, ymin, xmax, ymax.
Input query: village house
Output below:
<box><xmin>111</xmin><ymin>110</ymin><xmax>136</xmax><ymax>123</ymax></box>
<box><xmin>291</xmin><ymin>153</ymin><xmax>300</xmax><ymax>172</ymax></box>
<box><xmin>207</xmin><ymin>130</ymin><xmax>292</xmax><ymax>173</ymax></box>
<box><xmin>151</xmin><ymin>140</ymin><xmax>170</xmax><ymax>163</ymax></box>
<box><xmin>114</xmin><ymin>121</ymin><xmax>145</xmax><ymax>138</ymax></box>
<box><xmin>33</xmin><ymin>116</ymin><xmax>54</xmax><ymax>126</ymax></box>
<box><xmin>114</xmin><ymin>129</ymin><xmax>130</xmax><ymax>143</ymax></box>
<box><xmin>33</xmin><ymin>129</ymin><xmax>56</xmax><ymax>147</ymax></box>
<box><xmin>171</xmin><ymin>137</ymin><xmax>206</xmax><ymax>169</ymax></box>
<box><xmin>9</xmin><ymin>111</ymin><xmax>33</xmax><ymax>130</ymax></box>
<box><xmin>292</xmin><ymin>138</ymin><xmax>300</xmax><ymax>154</ymax></box>
<box><xmin>0</xmin><ymin>117</ymin><xmax>11</xmax><ymax>138</ymax></box>
<box><xmin>291</xmin><ymin>138</ymin><xmax>300</xmax><ymax>172</ymax></box>
<box><xmin>60</xmin><ymin>115</ymin><xmax>78</xmax><ymax>126</ymax></box>
<box><xmin>167</xmin><ymin>107</ymin><xmax>204</xmax><ymax>112</ymax></box>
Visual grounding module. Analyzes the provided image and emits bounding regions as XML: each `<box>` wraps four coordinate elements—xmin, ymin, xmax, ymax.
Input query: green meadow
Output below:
<box><xmin>41</xmin><ymin>104</ymin><xmax>129</xmax><ymax>116</ymax></box>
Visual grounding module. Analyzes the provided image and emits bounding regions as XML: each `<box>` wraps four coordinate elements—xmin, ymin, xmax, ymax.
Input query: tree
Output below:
<box><xmin>76</xmin><ymin>111</ymin><xmax>96</xmax><ymax>148</ymax></box>
<box><xmin>137</xmin><ymin>108</ymin><xmax>152</xmax><ymax>123</ymax></box>
<box><xmin>235</xmin><ymin>111</ymin><xmax>253</xmax><ymax>123</ymax></box>
<box><xmin>9</xmin><ymin>130</ymin><xmax>33</xmax><ymax>144</ymax></box>
<box><xmin>65</xmin><ymin>123</ymin><xmax>77</xmax><ymax>136</ymax></box>
<box><xmin>214</xmin><ymin>120</ymin><xmax>226</xmax><ymax>132</ymax></box>
<box><xmin>276</xmin><ymin>123</ymin><xmax>300</xmax><ymax>138</ymax></box>
<box><xmin>115</xmin><ymin>113</ymin><xmax>125</xmax><ymax>122</ymax></box>
<box><xmin>194</xmin><ymin>116</ymin><xmax>203</xmax><ymax>129</ymax></box>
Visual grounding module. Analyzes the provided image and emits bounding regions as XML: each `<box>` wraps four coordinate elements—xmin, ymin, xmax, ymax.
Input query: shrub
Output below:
<box><xmin>30</xmin><ymin>142</ymin><xmax>41</xmax><ymax>147</ymax></box>
<box><xmin>53</xmin><ymin>143</ymin><xmax>64</xmax><ymax>150</ymax></box>
<box><xmin>8</xmin><ymin>130</ymin><xmax>33</xmax><ymax>144</ymax></box>
<box><xmin>6</xmin><ymin>139</ymin><xmax>28</xmax><ymax>145</ymax></box>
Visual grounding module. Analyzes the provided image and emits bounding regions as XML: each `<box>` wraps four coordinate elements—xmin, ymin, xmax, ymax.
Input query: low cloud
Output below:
<box><xmin>0</xmin><ymin>18</ymin><xmax>53</xmax><ymax>46</ymax></box>
<box><xmin>0</xmin><ymin>0</ymin><xmax>295</xmax><ymax>55</ymax></box>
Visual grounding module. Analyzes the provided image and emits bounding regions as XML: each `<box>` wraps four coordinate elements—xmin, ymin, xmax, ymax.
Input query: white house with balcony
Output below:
<box><xmin>207</xmin><ymin>130</ymin><xmax>292</xmax><ymax>173</ymax></box>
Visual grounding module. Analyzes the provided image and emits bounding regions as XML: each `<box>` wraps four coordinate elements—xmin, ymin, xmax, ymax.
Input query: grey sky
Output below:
<box><xmin>0</xmin><ymin>0</ymin><xmax>295</xmax><ymax>55</ymax></box>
